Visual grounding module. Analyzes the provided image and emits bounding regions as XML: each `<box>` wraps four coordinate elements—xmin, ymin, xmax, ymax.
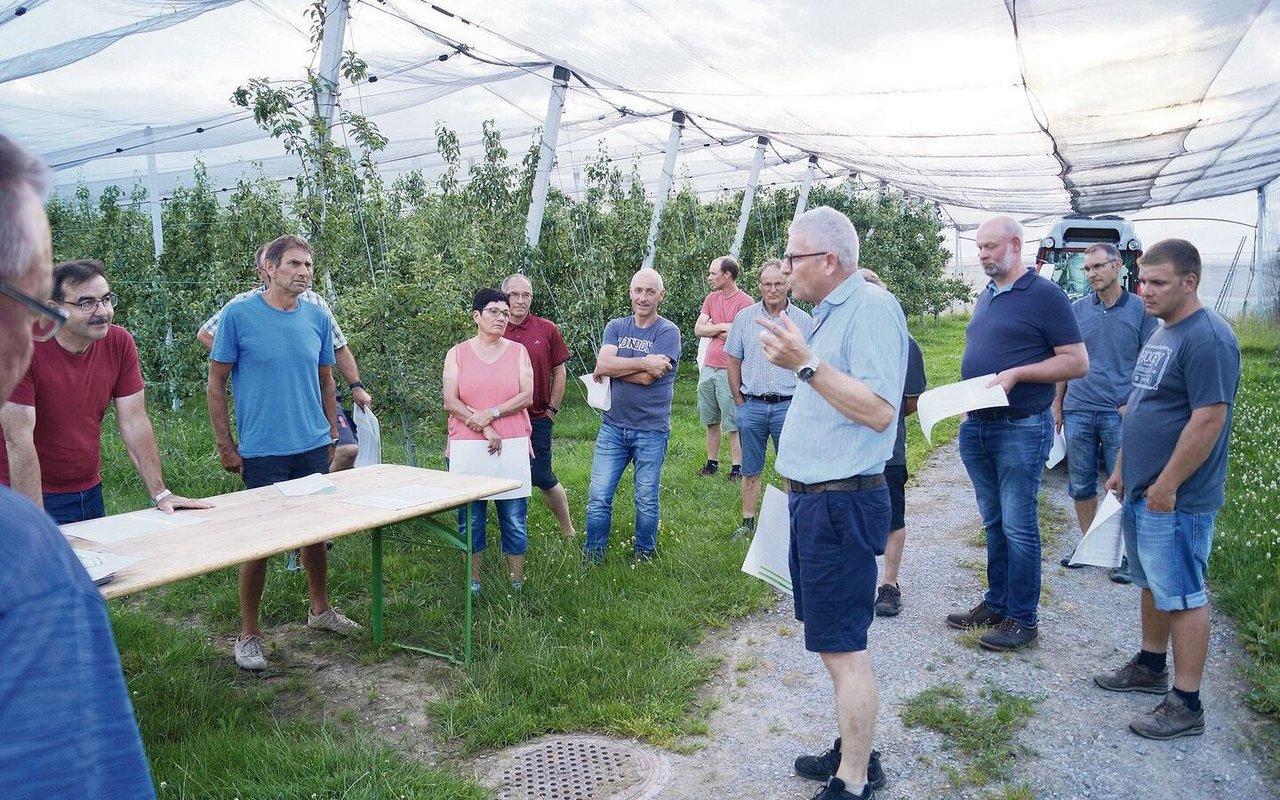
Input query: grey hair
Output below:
<box><xmin>0</xmin><ymin>133</ymin><xmax>51</xmax><ymax>282</ymax></box>
<box><xmin>1085</xmin><ymin>242</ymin><xmax>1121</xmax><ymax>262</ymax></box>
<box><xmin>632</xmin><ymin>267</ymin><xmax>665</xmax><ymax>291</ymax></box>
<box><xmin>502</xmin><ymin>273</ymin><xmax>532</xmax><ymax>292</ymax></box>
<box><xmin>790</xmin><ymin>206</ymin><xmax>860</xmax><ymax>274</ymax></box>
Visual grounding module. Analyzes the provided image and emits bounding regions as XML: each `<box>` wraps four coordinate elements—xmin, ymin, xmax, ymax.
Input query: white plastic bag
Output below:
<box><xmin>352</xmin><ymin>405</ymin><xmax>382</xmax><ymax>467</ymax></box>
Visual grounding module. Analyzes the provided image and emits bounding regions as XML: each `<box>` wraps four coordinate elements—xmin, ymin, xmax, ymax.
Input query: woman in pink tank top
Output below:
<box><xmin>443</xmin><ymin>288</ymin><xmax>534</xmax><ymax>595</ymax></box>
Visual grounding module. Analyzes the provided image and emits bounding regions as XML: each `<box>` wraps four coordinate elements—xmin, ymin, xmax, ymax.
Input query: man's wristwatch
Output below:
<box><xmin>151</xmin><ymin>489</ymin><xmax>172</xmax><ymax>506</ymax></box>
<box><xmin>796</xmin><ymin>356</ymin><xmax>822</xmax><ymax>383</ymax></box>
<box><xmin>491</xmin><ymin>407</ymin><xmax>502</xmax><ymax>419</ymax></box>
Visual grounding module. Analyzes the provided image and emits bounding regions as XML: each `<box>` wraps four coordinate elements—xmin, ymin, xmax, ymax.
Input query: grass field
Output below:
<box><xmin>89</xmin><ymin>312</ymin><xmax>1279</xmax><ymax>795</ymax></box>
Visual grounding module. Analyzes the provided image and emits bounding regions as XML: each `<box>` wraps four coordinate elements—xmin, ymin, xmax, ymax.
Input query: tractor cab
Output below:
<box><xmin>1035</xmin><ymin>215</ymin><xmax>1142</xmax><ymax>299</ymax></box>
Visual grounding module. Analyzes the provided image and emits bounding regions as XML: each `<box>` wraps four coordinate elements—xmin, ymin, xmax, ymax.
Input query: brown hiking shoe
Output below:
<box><xmin>1129</xmin><ymin>692</ymin><xmax>1205</xmax><ymax>740</ymax></box>
<box><xmin>945</xmin><ymin>600</ymin><xmax>1005</xmax><ymax>630</ymax></box>
<box><xmin>1094</xmin><ymin>653</ymin><xmax>1170</xmax><ymax>694</ymax></box>
<box><xmin>979</xmin><ymin>617</ymin><xmax>1038</xmax><ymax>651</ymax></box>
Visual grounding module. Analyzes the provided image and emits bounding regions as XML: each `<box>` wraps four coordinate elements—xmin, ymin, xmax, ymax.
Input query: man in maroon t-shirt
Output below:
<box><xmin>502</xmin><ymin>273</ymin><xmax>575</xmax><ymax>537</ymax></box>
<box><xmin>694</xmin><ymin>256</ymin><xmax>754</xmax><ymax>480</ymax></box>
<box><xmin>0</xmin><ymin>259</ymin><xmax>209</xmax><ymax>524</ymax></box>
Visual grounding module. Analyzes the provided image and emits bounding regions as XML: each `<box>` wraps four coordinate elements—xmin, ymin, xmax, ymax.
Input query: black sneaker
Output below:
<box><xmin>1059</xmin><ymin>551</ymin><xmax>1084</xmax><ymax>569</ymax></box>
<box><xmin>1110</xmin><ymin>556</ymin><xmax>1133</xmax><ymax>584</ymax></box>
<box><xmin>794</xmin><ymin>737</ymin><xmax>885</xmax><ymax>790</ymax></box>
<box><xmin>978</xmin><ymin>617</ymin><xmax>1039</xmax><ymax>651</ymax></box>
<box><xmin>873</xmin><ymin>584</ymin><xmax>901</xmax><ymax>617</ymax></box>
<box><xmin>945</xmin><ymin>600</ymin><xmax>1005</xmax><ymax>630</ymax></box>
<box><xmin>728</xmin><ymin>466</ymin><xmax>743</xmax><ymax>482</ymax></box>
<box><xmin>698</xmin><ymin>461</ymin><xmax>719</xmax><ymax>477</ymax></box>
<box><xmin>631</xmin><ymin>548</ymin><xmax>656</xmax><ymax>563</ymax></box>
<box><xmin>809</xmin><ymin>776</ymin><xmax>875</xmax><ymax>800</ymax></box>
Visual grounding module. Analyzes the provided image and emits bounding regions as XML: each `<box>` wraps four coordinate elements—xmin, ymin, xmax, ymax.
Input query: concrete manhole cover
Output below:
<box><xmin>482</xmin><ymin>734</ymin><xmax>670</xmax><ymax>800</ymax></box>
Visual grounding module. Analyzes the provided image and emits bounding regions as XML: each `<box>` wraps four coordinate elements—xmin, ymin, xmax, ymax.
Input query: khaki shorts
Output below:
<box><xmin>697</xmin><ymin>366</ymin><xmax>738</xmax><ymax>431</ymax></box>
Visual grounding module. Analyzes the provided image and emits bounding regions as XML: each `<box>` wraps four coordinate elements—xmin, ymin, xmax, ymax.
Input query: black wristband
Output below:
<box><xmin>349</xmin><ymin>381</ymin><xmax>365</xmax><ymax>390</ymax></box>
<box><xmin>547</xmin><ymin>404</ymin><xmax>559</xmax><ymax>413</ymax></box>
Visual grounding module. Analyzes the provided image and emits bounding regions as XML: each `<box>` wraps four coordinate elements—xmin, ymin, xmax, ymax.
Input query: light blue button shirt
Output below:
<box><xmin>776</xmin><ymin>272</ymin><xmax>908</xmax><ymax>483</ymax></box>
<box><xmin>724</xmin><ymin>300</ymin><xmax>815</xmax><ymax>396</ymax></box>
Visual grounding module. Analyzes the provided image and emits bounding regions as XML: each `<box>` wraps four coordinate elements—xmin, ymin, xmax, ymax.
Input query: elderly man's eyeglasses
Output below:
<box><xmin>783</xmin><ymin>252</ymin><xmax>828</xmax><ymax>269</ymax></box>
<box><xmin>63</xmin><ymin>293</ymin><xmax>118</xmax><ymax>313</ymax></box>
<box><xmin>0</xmin><ymin>281</ymin><xmax>69</xmax><ymax>342</ymax></box>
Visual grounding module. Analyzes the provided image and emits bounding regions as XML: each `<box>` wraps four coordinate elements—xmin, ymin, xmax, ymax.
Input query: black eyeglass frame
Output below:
<box><xmin>0</xmin><ymin>281</ymin><xmax>69</xmax><ymax>342</ymax></box>
<box><xmin>783</xmin><ymin>251</ymin><xmax>829</xmax><ymax>269</ymax></box>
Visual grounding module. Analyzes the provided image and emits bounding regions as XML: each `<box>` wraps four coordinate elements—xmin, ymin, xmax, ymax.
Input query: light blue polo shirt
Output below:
<box><xmin>776</xmin><ymin>272</ymin><xmax>908</xmax><ymax>483</ymax></box>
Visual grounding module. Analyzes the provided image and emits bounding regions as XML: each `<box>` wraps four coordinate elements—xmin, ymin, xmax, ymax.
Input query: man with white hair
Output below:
<box><xmin>947</xmin><ymin>216</ymin><xmax>1087</xmax><ymax>651</ymax></box>
<box><xmin>0</xmin><ymin>133</ymin><xmax>156</xmax><ymax>797</ymax></box>
<box><xmin>583</xmin><ymin>267</ymin><xmax>680</xmax><ymax>564</ymax></box>
<box><xmin>760</xmin><ymin>206</ymin><xmax>907</xmax><ymax>800</ymax></box>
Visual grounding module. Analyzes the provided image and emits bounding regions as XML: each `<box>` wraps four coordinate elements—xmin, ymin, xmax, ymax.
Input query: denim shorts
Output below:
<box><xmin>736</xmin><ymin>397</ymin><xmax>788</xmax><ymax>476</ymax></box>
<box><xmin>1063</xmin><ymin>409</ymin><xmax>1121</xmax><ymax>500</ymax></box>
<box><xmin>788</xmin><ymin>485</ymin><xmax>890</xmax><ymax>653</ymax></box>
<box><xmin>458</xmin><ymin>497</ymin><xmax>529</xmax><ymax>555</ymax></box>
<box><xmin>885</xmin><ymin>464</ymin><xmax>908</xmax><ymax>531</ymax></box>
<box><xmin>529</xmin><ymin>416</ymin><xmax>559</xmax><ymax>490</ymax></box>
<box><xmin>1123</xmin><ymin>497</ymin><xmax>1217</xmax><ymax>611</ymax></box>
<box><xmin>697</xmin><ymin>367</ymin><xmax>737</xmax><ymax>430</ymax></box>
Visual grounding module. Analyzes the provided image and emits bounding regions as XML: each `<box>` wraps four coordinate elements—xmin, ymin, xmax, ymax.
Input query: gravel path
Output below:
<box><xmin>654</xmin><ymin>440</ymin><xmax>1277</xmax><ymax>799</ymax></box>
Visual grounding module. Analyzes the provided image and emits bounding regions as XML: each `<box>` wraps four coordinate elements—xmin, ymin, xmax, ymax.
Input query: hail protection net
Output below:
<box><xmin>1</xmin><ymin>0</ymin><xmax>1277</xmax><ymax>221</ymax></box>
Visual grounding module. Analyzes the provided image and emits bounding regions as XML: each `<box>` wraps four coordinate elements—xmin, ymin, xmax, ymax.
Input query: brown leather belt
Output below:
<box><xmin>786</xmin><ymin>473</ymin><xmax>886</xmax><ymax>493</ymax></box>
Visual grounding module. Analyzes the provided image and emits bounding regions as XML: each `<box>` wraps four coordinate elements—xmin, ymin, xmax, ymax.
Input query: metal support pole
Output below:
<box><xmin>1257</xmin><ymin>184</ymin><xmax>1269</xmax><ymax>316</ymax></box>
<box><xmin>524</xmin><ymin>65</ymin><xmax>571</xmax><ymax>253</ymax></box>
<box><xmin>642</xmin><ymin>111</ymin><xmax>685</xmax><ymax>270</ymax></box>
<box><xmin>145</xmin><ymin>127</ymin><xmax>164</xmax><ymax>260</ymax></box>
<box><xmin>794</xmin><ymin>155</ymin><xmax>818</xmax><ymax>220</ymax></box>
<box><xmin>845</xmin><ymin>171</ymin><xmax>859</xmax><ymax>204</ymax></box>
<box><xmin>730</xmin><ymin>136</ymin><xmax>769</xmax><ymax>259</ymax></box>
<box><xmin>315</xmin><ymin>0</ymin><xmax>349</xmax><ymax>140</ymax></box>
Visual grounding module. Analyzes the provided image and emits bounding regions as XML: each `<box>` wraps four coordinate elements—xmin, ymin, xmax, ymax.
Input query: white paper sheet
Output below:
<box><xmin>448</xmin><ymin>436</ymin><xmax>532</xmax><ymax>499</ymax></box>
<box><xmin>579</xmin><ymin>373</ymin><xmax>611</xmax><ymax>411</ymax></box>
<box><xmin>275</xmin><ymin>473</ymin><xmax>336</xmax><ymax>496</ymax></box>
<box><xmin>73</xmin><ymin>548</ymin><xmax>141</xmax><ymax>585</ymax></box>
<box><xmin>916</xmin><ymin>375</ymin><xmax>1009</xmax><ymax>443</ymax></box>
<box><xmin>1067</xmin><ymin>490</ymin><xmax>1125</xmax><ymax>568</ymax></box>
<box><xmin>342</xmin><ymin>483</ymin><xmax>470</xmax><ymax>511</ymax></box>
<box><xmin>61</xmin><ymin>508</ymin><xmax>206</xmax><ymax>545</ymax></box>
<box><xmin>1046</xmin><ymin>427</ymin><xmax>1066</xmax><ymax>468</ymax></box>
<box><xmin>741</xmin><ymin>484</ymin><xmax>793</xmax><ymax>595</ymax></box>
<box><xmin>696</xmin><ymin>336</ymin><xmax>710</xmax><ymax>369</ymax></box>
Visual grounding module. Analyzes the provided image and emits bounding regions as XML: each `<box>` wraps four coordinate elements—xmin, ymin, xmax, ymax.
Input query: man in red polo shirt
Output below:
<box><xmin>502</xmin><ymin>273</ymin><xmax>575</xmax><ymax>537</ymax></box>
<box><xmin>0</xmin><ymin>259</ymin><xmax>208</xmax><ymax>523</ymax></box>
<box><xmin>695</xmin><ymin>256</ymin><xmax>754</xmax><ymax>480</ymax></box>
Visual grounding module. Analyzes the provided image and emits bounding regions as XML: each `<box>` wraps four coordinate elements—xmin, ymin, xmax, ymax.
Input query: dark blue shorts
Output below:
<box><xmin>242</xmin><ymin>445</ymin><xmax>331</xmax><ymax>489</ymax></box>
<box><xmin>886</xmin><ymin>464</ymin><xmax>908</xmax><ymax>531</ymax></box>
<box><xmin>788</xmin><ymin>484</ymin><xmax>890</xmax><ymax>653</ymax></box>
<box><xmin>335</xmin><ymin>405</ymin><xmax>358</xmax><ymax>448</ymax></box>
<box><xmin>530</xmin><ymin>416</ymin><xmax>559</xmax><ymax>490</ymax></box>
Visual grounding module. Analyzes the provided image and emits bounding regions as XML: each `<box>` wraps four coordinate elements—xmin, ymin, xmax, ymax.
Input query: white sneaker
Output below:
<box><xmin>234</xmin><ymin>634</ymin><xmax>268</xmax><ymax>671</ymax></box>
<box><xmin>307</xmin><ymin>607</ymin><xmax>362</xmax><ymax>635</ymax></box>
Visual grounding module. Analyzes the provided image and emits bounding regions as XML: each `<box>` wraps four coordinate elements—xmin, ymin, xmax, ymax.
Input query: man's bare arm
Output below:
<box><xmin>0</xmin><ymin>402</ymin><xmax>41</xmax><ymax>505</ymax></box>
<box><xmin>207</xmin><ymin>360</ymin><xmax>242</xmax><ymax>474</ymax></box>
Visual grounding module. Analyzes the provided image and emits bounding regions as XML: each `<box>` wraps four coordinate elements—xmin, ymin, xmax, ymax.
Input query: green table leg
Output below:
<box><xmin>372</xmin><ymin>526</ymin><xmax>384</xmax><ymax>643</ymax></box>
<box><xmin>464</xmin><ymin>507</ymin><xmax>473</xmax><ymax>664</ymax></box>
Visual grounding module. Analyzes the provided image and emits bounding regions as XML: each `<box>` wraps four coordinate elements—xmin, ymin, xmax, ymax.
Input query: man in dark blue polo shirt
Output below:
<box><xmin>947</xmin><ymin>216</ymin><xmax>1088</xmax><ymax>651</ymax></box>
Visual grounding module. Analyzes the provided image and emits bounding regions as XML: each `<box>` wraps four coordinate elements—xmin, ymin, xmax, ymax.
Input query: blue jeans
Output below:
<box><xmin>736</xmin><ymin>398</ymin><xmax>789</xmax><ymax>476</ymax></box>
<box><xmin>1123</xmin><ymin>497</ymin><xmax>1217</xmax><ymax>611</ymax></box>
<box><xmin>1063</xmin><ymin>409</ymin><xmax>1121</xmax><ymax>501</ymax></box>
<box><xmin>584</xmin><ymin>422</ymin><xmax>670</xmax><ymax>557</ymax></box>
<box><xmin>43</xmin><ymin>482</ymin><xmax>105</xmax><ymax>525</ymax></box>
<box><xmin>959</xmin><ymin>411</ymin><xmax>1053</xmax><ymax>627</ymax></box>
<box><xmin>457</xmin><ymin>497</ymin><xmax>529</xmax><ymax>555</ymax></box>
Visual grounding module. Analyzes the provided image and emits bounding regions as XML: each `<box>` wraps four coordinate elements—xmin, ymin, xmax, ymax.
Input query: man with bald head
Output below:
<box><xmin>583</xmin><ymin>268</ymin><xmax>681</xmax><ymax>564</ymax></box>
<box><xmin>0</xmin><ymin>133</ymin><xmax>155</xmax><ymax>796</ymax></box>
<box><xmin>502</xmin><ymin>273</ymin><xmax>574</xmax><ymax>537</ymax></box>
<box><xmin>947</xmin><ymin>215</ymin><xmax>1087</xmax><ymax>651</ymax></box>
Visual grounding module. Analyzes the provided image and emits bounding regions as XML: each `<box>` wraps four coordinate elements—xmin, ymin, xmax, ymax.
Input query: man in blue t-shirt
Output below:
<box><xmin>583</xmin><ymin>268</ymin><xmax>681</xmax><ymax>563</ymax></box>
<box><xmin>1094</xmin><ymin>239</ymin><xmax>1240</xmax><ymax>741</ymax></box>
<box><xmin>208</xmin><ymin>235</ymin><xmax>361</xmax><ymax>672</ymax></box>
<box><xmin>948</xmin><ymin>216</ymin><xmax>1088</xmax><ymax>652</ymax></box>
<box><xmin>0</xmin><ymin>133</ymin><xmax>155</xmax><ymax>798</ymax></box>
<box><xmin>1052</xmin><ymin>242</ymin><xmax>1157</xmax><ymax>581</ymax></box>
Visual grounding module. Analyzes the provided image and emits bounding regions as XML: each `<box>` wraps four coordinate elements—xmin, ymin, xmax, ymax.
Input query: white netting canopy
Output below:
<box><xmin>3</xmin><ymin>0</ymin><xmax>1278</xmax><ymax>222</ymax></box>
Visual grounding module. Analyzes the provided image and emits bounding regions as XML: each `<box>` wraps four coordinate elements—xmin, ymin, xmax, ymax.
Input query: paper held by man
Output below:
<box><xmin>1066</xmin><ymin>491</ymin><xmax>1125</xmax><ymax>568</ymax></box>
<box><xmin>916</xmin><ymin>374</ymin><xmax>1009</xmax><ymax>443</ymax></box>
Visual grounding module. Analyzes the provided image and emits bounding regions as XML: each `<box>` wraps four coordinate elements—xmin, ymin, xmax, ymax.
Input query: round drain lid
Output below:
<box><xmin>484</xmin><ymin>734</ymin><xmax>669</xmax><ymax>800</ymax></box>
